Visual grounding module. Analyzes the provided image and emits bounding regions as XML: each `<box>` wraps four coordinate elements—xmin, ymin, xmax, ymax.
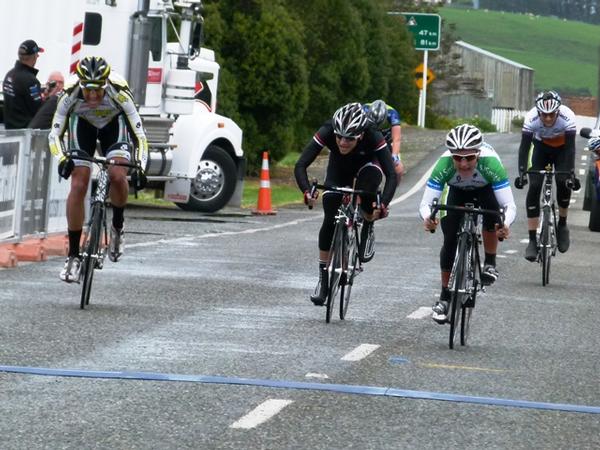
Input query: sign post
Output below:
<box><xmin>390</xmin><ymin>12</ymin><xmax>441</xmax><ymax>127</ymax></box>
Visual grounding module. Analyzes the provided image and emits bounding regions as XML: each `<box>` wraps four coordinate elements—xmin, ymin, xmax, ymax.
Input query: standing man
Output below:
<box><xmin>2</xmin><ymin>39</ymin><xmax>44</xmax><ymax>129</ymax></box>
<box><xmin>29</xmin><ymin>71</ymin><xmax>65</xmax><ymax>129</ymax></box>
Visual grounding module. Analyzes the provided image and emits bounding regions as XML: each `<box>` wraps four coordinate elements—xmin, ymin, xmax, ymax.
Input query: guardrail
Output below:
<box><xmin>0</xmin><ymin>129</ymin><xmax>69</xmax><ymax>247</ymax></box>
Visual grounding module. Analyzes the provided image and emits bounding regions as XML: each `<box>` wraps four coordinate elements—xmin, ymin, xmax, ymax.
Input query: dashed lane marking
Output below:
<box><xmin>341</xmin><ymin>344</ymin><xmax>380</xmax><ymax>361</ymax></box>
<box><xmin>305</xmin><ymin>373</ymin><xmax>329</xmax><ymax>380</ymax></box>
<box><xmin>230</xmin><ymin>399</ymin><xmax>294</xmax><ymax>429</ymax></box>
<box><xmin>407</xmin><ymin>307</ymin><xmax>432</xmax><ymax>319</ymax></box>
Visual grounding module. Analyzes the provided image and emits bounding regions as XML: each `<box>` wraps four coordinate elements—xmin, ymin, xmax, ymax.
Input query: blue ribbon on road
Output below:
<box><xmin>1</xmin><ymin>364</ymin><xmax>599</xmax><ymax>415</ymax></box>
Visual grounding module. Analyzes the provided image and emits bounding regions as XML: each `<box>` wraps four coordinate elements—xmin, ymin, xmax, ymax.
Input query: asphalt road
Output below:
<box><xmin>1</xmin><ymin>132</ymin><xmax>599</xmax><ymax>449</ymax></box>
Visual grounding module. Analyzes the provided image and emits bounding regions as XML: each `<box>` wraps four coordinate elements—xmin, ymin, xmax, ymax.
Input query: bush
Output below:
<box><xmin>511</xmin><ymin>116</ymin><xmax>524</xmax><ymax>128</ymax></box>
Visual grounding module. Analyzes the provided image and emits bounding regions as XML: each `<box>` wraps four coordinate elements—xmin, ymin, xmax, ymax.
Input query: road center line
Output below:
<box><xmin>341</xmin><ymin>344</ymin><xmax>380</xmax><ymax>361</ymax></box>
<box><xmin>230</xmin><ymin>399</ymin><xmax>293</xmax><ymax>429</ymax></box>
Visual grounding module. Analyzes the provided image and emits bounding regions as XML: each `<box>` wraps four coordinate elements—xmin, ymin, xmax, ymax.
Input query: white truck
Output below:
<box><xmin>0</xmin><ymin>0</ymin><xmax>245</xmax><ymax>213</ymax></box>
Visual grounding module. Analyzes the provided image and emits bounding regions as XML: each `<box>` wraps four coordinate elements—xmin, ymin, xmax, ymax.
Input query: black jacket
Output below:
<box><xmin>2</xmin><ymin>61</ymin><xmax>43</xmax><ymax>129</ymax></box>
<box><xmin>29</xmin><ymin>95</ymin><xmax>59</xmax><ymax>129</ymax></box>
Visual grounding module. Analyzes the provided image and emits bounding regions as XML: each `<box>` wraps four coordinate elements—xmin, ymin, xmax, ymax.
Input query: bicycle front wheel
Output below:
<box><xmin>540</xmin><ymin>206</ymin><xmax>552</xmax><ymax>286</ymax></box>
<box><xmin>449</xmin><ymin>234</ymin><xmax>469</xmax><ymax>349</ymax></box>
<box><xmin>326</xmin><ymin>222</ymin><xmax>346</xmax><ymax>323</ymax></box>
<box><xmin>340</xmin><ymin>227</ymin><xmax>358</xmax><ymax>320</ymax></box>
<box><xmin>80</xmin><ymin>204</ymin><xmax>102</xmax><ymax>309</ymax></box>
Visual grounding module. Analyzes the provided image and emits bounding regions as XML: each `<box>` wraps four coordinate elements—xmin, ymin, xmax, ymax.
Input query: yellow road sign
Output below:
<box><xmin>415</xmin><ymin>63</ymin><xmax>435</xmax><ymax>89</ymax></box>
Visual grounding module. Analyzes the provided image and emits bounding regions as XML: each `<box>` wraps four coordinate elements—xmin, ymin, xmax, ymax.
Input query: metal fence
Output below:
<box><xmin>0</xmin><ymin>129</ymin><xmax>68</xmax><ymax>244</ymax></box>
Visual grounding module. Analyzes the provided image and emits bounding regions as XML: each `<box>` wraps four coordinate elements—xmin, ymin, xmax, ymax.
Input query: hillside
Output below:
<box><xmin>439</xmin><ymin>7</ymin><xmax>600</xmax><ymax>95</ymax></box>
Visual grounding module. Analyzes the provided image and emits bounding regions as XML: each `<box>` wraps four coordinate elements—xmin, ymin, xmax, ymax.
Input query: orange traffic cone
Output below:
<box><xmin>252</xmin><ymin>151</ymin><xmax>276</xmax><ymax>215</ymax></box>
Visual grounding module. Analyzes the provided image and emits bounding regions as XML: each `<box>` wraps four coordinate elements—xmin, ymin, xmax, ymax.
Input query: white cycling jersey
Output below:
<box><xmin>522</xmin><ymin>105</ymin><xmax>576</xmax><ymax>147</ymax></box>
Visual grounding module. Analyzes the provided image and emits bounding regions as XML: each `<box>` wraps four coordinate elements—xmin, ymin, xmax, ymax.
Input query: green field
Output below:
<box><xmin>440</xmin><ymin>7</ymin><xmax>600</xmax><ymax>95</ymax></box>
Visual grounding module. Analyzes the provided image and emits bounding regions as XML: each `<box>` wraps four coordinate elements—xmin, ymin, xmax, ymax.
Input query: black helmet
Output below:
<box><xmin>366</xmin><ymin>100</ymin><xmax>387</xmax><ymax>126</ymax></box>
<box><xmin>445</xmin><ymin>124</ymin><xmax>483</xmax><ymax>152</ymax></box>
<box><xmin>76</xmin><ymin>56</ymin><xmax>110</xmax><ymax>89</ymax></box>
<box><xmin>333</xmin><ymin>103</ymin><xmax>368</xmax><ymax>138</ymax></box>
<box><xmin>535</xmin><ymin>90</ymin><xmax>561</xmax><ymax>114</ymax></box>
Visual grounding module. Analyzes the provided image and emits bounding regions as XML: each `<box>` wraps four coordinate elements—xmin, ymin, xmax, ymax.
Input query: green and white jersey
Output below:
<box><xmin>419</xmin><ymin>143</ymin><xmax>516</xmax><ymax>224</ymax></box>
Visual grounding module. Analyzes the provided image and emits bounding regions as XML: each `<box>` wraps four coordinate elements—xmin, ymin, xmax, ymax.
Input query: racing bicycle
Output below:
<box><xmin>524</xmin><ymin>166</ymin><xmax>576</xmax><ymax>286</ymax></box>
<box><xmin>430</xmin><ymin>199</ymin><xmax>504</xmax><ymax>349</ymax></box>
<box><xmin>68</xmin><ymin>150</ymin><xmax>139</xmax><ymax>309</ymax></box>
<box><xmin>310</xmin><ymin>181</ymin><xmax>379</xmax><ymax>323</ymax></box>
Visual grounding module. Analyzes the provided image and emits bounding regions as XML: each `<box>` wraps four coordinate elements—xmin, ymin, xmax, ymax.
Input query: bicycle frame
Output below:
<box><xmin>69</xmin><ymin>152</ymin><xmax>137</xmax><ymax>309</ymax></box>
<box><xmin>430</xmin><ymin>200</ymin><xmax>504</xmax><ymax>349</ymax></box>
<box><xmin>525</xmin><ymin>166</ymin><xmax>571</xmax><ymax>286</ymax></box>
<box><xmin>312</xmin><ymin>182</ymin><xmax>378</xmax><ymax>323</ymax></box>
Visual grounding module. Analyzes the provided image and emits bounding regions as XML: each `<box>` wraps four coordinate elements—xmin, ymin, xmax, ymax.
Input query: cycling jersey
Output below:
<box><xmin>48</xmin><ymin>72</ymin><xmax>148</xmax><ymax>169</ymax></box>
<box><xmin>294</xmin><ymin>121</ymin><xmax>396</xmax><ymax>206</ymax></box>
<box><xmin>419</xmin><ymin>143</ymin><xmax>516</xmax><ymax>224</ymax></box>
<box><xmin>522</xmin><ymin>105</ymin><xmax>576</xmax><ymax>147</ymax></box>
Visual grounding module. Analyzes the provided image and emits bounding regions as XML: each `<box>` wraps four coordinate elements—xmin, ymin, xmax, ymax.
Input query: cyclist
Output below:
<box><xmin>48</xmin><ymin>56</ymin><xmax>148</xmax><ymax>283</ymax></box>
<box><xmin>419</xmin><ymin>124</ymin><xmax>516</xmax><ymax>324</ymax></box>
<box><xmin>363</xmin><ymin>99</ymin><xmax>404</xmax><ymax>181</ymax></box>
<box><xmin>295</xmin><ymin>102</ymin><xmax>397</xmax><ymax>306</ymax></box>
<box><xmin>514</xmin><ymin>91</ymin><xmax>579</xmax><ymax>261</ymax></box>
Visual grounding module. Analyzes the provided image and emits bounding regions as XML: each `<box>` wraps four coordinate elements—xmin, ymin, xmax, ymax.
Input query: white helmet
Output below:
<box><xmin>535</xmin><ymin>91</ymin><xmax>561</xmax><ymax>114</ymax></box>
<box><xmin>445</xmin><ymin>124</ymin><xmax>483</xmax><ymax>152</ymax></box>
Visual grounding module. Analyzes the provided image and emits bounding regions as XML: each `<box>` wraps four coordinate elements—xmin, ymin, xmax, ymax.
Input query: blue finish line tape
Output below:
<box><xmin>1</xmin><ymin>364</ymin><xmax>599</xmax><ymax>415</ymax></box>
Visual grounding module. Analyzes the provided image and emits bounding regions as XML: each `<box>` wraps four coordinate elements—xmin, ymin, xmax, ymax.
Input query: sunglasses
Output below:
<box><xmin>80</xmin><ymin>84</ymin><xmax>106</xmax><ymax>92</ymax></box>
<box><xmin>539</xmin><ymin>112</ymin><xmax>557</xmax><ymax>118</ymax></box>
<box><xmin>335</xmin><ymin>133</ymin><xmax>358</xmax><ymax>142</ymax></box>
<box><xmin>451</xmin><ymin>153</ymin><xmax>478</xmax><ymax>162</ymax></box>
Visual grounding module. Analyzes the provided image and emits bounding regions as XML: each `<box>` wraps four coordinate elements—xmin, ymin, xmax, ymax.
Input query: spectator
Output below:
<box><xmin>29</xmin><ymin>71</ymin><xmax>65</xmax><ymax>129</ymax></box>
<box><xmin>2</xmin><ymin>39</ymin><xmax>44</xmax><ymax>129</ymax></box>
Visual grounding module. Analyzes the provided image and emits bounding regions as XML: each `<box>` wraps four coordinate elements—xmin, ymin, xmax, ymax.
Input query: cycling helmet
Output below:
<box><xmin>76</xmin><ymin>56</ymin><xmax>110</xmax><ymax>88</ymax></box>
<box><xmin>366</xmin><ymin>100</ymin><xmax>387</xmax><ymax>126</ymax></box>
<box><xmin>445</xmin><ymin>124</ymin><xmax>483</xmax><ymax>152</ymax></box>
<box><xmin>588</xmin><ymin>137</ymin><xmax>600</xmax><ymax>153</ymax></box>
<box><xmin>333</xmin><ymin>102</ymin><xmax>369</xmax><ymax>138</ymax></box>
<box><xmin>535</xmin><ymin>90</ymin><xmax>561</xmax><ymax>114</ymax></box>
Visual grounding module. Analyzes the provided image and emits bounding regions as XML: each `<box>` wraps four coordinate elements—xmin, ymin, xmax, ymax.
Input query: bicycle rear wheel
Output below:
<box><xmin>326</xmin><ymin>222</ymin><xmax>346</xmax><ymax>323</ymax></box>
<box><xmin>80</xmin><ymin>204</ymin><xmax>102</xmax><ymax>309</ymax></box>
<box><xmin>449</xmin><ymin>234</ymin><xmax>469</xmax><ymax>349</ymax></box>
<box><xmin>541</xmin><ymin>206</ymin><xmax>552</xmax><ymax>286</ymax></box>
<box><xmin>340</xmin><ymin>227</ymin><xmax>358</xmax><ymax>320</ymax></box>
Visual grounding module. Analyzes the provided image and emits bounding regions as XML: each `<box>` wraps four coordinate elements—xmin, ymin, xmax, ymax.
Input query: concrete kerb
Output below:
<box><xmin>0</xmin><ymin>233</ymin><xmax>69</xmax><ymax>268</ymax></box>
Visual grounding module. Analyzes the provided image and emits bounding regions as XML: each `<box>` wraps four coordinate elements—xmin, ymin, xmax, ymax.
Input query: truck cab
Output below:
<box><xmin>0</xmin><ymin>0</ymin><xmax>245</xmax><ymax>212</ymax></box>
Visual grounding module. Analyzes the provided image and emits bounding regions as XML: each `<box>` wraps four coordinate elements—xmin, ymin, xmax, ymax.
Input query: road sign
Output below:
<box><xmin>415</xmin><ymin>63</ymin><xmax>435</xmax><ymax>89</ymax></box>
<box><xmin>401</xmin><ymin>12</ymin><xmax>441</xmax><ymax>51</ymax></box>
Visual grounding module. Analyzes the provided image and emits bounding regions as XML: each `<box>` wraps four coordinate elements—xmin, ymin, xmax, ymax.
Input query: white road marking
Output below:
<box><xmin>305</xmin><ymin>372</ymin><xmax>329</xmax><ymax>379</ymax></box>
<box><xmin>230</xmin><ymin>399</ymin><xmax>293</xmax><ymax>429</ymax></box>
<box><xmin>582</xmin><ymin>154</ymin><xmax>588</xmax><ymax>161</ymax></box>
<box><xmin>579</xmin><ymin>168</ymin><xmax>586</xmax><ymax>175</ymax></box>
<box><xmin>503</xmin><ymin>249</ymin><xmax>518</xmax><ymax>254</ymax></box>
<box><xmin>407</xmin><ymin>307</ymin><xmax>432</xmax><ymax>319</ymax></box>
<box><xmin>497</xmin><ymin>254</ymin><xmax>507</xmax><ymax>259</ymax></box>
<box><xmin>341</xmin><ymin>344</ymin><xmax>380</xmax><ymax>361</ymax></box>
<box><xmin>389</xmin><ymin>163</ymin><xmax>435</xmax><ymax>205</ymax></box>
<box><xmin>570</xmin><ymin>199</ymin><xmax>577</xmax><ymax>204</ymax></box>
<box><xmin>519</xmin><ymin>238</ymin><xmax>529</xmax><ymax>244</ymax></box>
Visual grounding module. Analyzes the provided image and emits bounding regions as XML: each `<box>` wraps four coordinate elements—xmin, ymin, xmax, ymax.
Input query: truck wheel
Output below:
<box><xmin>176</xmin><ymin>144</ymin><xmax>237</xmax><ymax>213</ymax></box>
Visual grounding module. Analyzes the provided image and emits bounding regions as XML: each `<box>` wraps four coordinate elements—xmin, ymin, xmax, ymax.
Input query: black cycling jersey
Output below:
<box><xmin>294</xmin><ymin>121</ymin><xmax>396</xmax><ymax>205</ymax></box>
<box><xmin>2</xmin><ymin>61</ymin><xmax>43</xmax><ymax>129</ymax></box>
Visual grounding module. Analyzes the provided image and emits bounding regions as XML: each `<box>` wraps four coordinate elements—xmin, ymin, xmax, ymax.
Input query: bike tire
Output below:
<box><xmin>340</xmin><ymin>228</ymin><xmax>358</xmax><ymax>320</ymax></box>
<box><xmin>461</xmin><ymin>278</ymin><xmax>477</xmax><ymax>346</ymax></box>
<box><xmin>326</xmin><ymin>222</ymin><xmax>345</xmax><ymax>323</ymax></box>
<box><xmin>449</xmin><ymin>234</ymin><xmax>468</xmax><ymax>349</ymax></box>
<box><xmin>80</xmin><ymin>205</ymin><xmax>102</xmax><ymax>309</ymax></box>
<box><xmin>541</xmin><ymin>207</ymin><xmax>551</xmax><ymax>286</ymax></box>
